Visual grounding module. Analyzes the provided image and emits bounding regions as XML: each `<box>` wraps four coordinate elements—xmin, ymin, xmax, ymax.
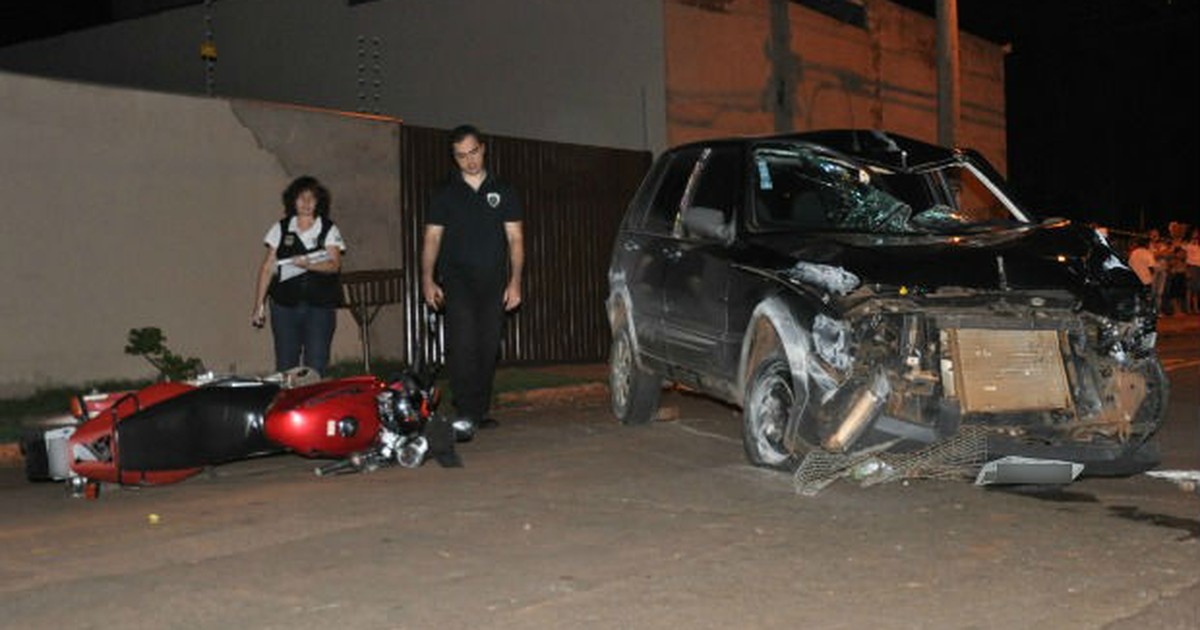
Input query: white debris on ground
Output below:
<box><xmin>1145</xmin><ymin>470</ymin><xmax>1200</xmax><ymax>495</ymax></box>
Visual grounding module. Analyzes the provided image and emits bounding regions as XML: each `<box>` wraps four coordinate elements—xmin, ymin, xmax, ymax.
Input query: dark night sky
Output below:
<box><xmin>894</xmin><ymin>0</ymin><xmax>1198</xmax><ymax>231</ymax></box>
<box><xmin>2</xmin><ymin>0</ymin><xmax>1197</xmax><ymax>231</ymax></box>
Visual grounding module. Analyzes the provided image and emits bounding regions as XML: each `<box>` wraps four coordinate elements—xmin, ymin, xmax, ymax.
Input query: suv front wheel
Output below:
<box><xmin>609</xmin><ymin>324</ymin><xmax>662</xmax><ymax>425</ymax></box>
<box><xmin>743</xmin><ymin>354</ymin><xmax>804</xmax><ymax>469</ymax></box>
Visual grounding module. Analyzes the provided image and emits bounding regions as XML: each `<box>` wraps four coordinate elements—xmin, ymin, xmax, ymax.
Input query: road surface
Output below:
<box><xmin>1</xmin><ymin>332</ymin><xmax>1196</xmax><ymax>629</ymax></box>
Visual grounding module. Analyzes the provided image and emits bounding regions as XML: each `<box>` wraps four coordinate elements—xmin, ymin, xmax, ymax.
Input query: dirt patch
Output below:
<box><xmin>0</xmin><ymin>442</ymin><xmax>22</xmax><ymax>468</ymax></box>
<box><xmin>498</xmin><ymin>383</ymin><xmax>609</xmax><ymax>408</ymax></box>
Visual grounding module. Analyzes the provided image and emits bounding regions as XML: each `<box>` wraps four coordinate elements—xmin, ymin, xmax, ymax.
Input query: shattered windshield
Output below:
<box><xmin>751</xmin><ymin>144</ymin><xmax>1024</xmax><ymax>234</ymax></box>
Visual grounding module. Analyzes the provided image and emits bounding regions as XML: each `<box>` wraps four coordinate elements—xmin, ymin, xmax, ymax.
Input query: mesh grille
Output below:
<box><xmin>793</xmin><ymin>426</ymin><xmax>989</xmax><ymax>496</ymax></box>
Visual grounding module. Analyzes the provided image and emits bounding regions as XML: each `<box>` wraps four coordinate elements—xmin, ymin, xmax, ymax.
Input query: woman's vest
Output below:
<box><xmin>268</xmin><ymin>217</ymin><xmax>341</xmax><ymax>308</ymax></box>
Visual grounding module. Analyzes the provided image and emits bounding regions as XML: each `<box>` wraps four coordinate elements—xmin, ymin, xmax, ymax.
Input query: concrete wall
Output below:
<box><xmin>663</xmin><ymin>0</ymin><xmax>1007</xmax><ymax>170</ymax></box>
<box><xmin>0</xmin><ymin>71</ymin><xmax>401</xmax><ymax>395</ymax></box>
<box><xmin>0</xmin><ymin>0</ymin><xmax>669</xmax><ymax>154</ymax></box>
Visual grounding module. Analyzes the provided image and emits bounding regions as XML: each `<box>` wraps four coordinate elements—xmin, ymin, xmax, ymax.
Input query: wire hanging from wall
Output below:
<box><xmin>201</xmin><ymin>0</ymin><xmax>217</xmax><ymax>96</ymax></box>
<box><xmin>356</xmin><ymin>35</ymin><xmax>384</xmax><ymax>114</ymax></box>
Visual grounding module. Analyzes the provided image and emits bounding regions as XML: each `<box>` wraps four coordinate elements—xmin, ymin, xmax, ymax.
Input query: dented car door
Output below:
<box><xmin>612</xmin><ymin>148</ymin><xmax>703</xmax><ymax>369</ymax></box>
<box><xmin>660</xmin><ymin>145</ymin><xmax>744</xmax><ymax>385</ymax></box>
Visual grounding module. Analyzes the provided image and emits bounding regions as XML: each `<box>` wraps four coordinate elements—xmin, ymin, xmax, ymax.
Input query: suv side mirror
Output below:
<box><xmin>682</xmin><ymin>206</ymin><xmax>733</xmax><ymax>242</ymax></box>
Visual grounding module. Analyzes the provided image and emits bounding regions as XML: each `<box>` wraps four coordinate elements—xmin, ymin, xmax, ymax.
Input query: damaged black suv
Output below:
<box><xmin>607</xmin><ymin>130</ymin><xmax>1166</xmax><ymax>475</ymax></box>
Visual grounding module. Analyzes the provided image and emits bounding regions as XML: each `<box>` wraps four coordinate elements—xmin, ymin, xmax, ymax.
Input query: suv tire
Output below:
<box><xmin>609</xmin><ymin>324</ymin><xmax>662</xmax><ymax>425</ymax></box>
<box><xmin>743</xmin><ymin>354</ymin><xmax>803</xmax><ymax>469</ymax></box>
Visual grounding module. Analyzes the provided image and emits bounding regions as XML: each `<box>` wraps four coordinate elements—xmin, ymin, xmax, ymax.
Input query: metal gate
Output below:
<box><xmin>395</xmin><ymin>126</ymin><xmax>651</xmax><ymax>366</ymax></box>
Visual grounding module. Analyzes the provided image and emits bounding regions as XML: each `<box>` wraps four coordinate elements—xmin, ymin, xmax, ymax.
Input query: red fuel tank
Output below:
<box><xmin>264</xmin><ymin>376</ymin><xmax>385</xmax><ymax>457</ymax></box>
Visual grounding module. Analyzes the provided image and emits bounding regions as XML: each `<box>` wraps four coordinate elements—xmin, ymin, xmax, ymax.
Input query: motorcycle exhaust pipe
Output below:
<box><xmin>823</xmin><ymin>370</ymin><xmax>890</xmax><ymax>453</ymax></box>
<box><xmin>314</xmin><ymin>458</ymin><xmax>358</xmax><ymax>477</ymax></box>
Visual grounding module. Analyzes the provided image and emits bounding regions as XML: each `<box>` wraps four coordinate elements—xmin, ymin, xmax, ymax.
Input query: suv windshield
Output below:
<box><xmin>751</xmin><ymin>144</ymin><xmax>1025</xmax><ymax>234</ymax></box>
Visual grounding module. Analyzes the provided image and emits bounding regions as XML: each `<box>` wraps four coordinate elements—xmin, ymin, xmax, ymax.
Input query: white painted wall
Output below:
<box><xmin>0</xmin><ymin>71</ymin><xmax>370</xmax><ymax>394</ymax></box>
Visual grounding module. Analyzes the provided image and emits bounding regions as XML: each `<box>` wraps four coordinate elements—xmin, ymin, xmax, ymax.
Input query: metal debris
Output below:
<box><xmin>793</xmin><ymin>439</ymin><xmax>899</xmax><ymax>497</ymax></box>
<box><xmin>794</xmin><ymin>426</ymin><xmax>989</xmax><ymax>496</ymax></box>
<box><xmin>783</xmin><ymin>261</ymin><xmax>860</xmax><ymax>296</ymax></box>
<box><xmin>974</xmin><ymin>456</ymin><xmax>1084</xmax><ymax>486</ymax></box>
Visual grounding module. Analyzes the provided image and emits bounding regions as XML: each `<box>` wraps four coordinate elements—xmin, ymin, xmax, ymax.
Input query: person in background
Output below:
<box><xmin>1185</xmin><ymin>226</ymin><xmax>1200</xmax><ymax>314</ymax></box>
<box><xmin>421</xmin><ymin>125</ymin><xmax>525</xmax><ymax>440</ymax></box>
<box><xmin>1128</xmin><ymin>237</ymin><xmax>1157</xmax><ymax>289</ymax></box>
<box><xmin>252</xmin><ymin>176</ymin><xmax>346</xmax><ymax>375</ymax></box>
<box><xmin>1148</xmin><ymin>228</ymin><xmax>1170</xmax><ymax>310</ymax></box>
<box><xmin>1162</xmin><ymin>241</ymin><xmax>1188</xmax><ymax>316</ymax></box>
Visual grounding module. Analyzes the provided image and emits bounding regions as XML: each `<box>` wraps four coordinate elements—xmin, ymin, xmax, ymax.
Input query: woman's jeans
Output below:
<box><xmin>270</xmin><ymin>302</ymin><xmax>336</xmax><ymax>375</ymax></box>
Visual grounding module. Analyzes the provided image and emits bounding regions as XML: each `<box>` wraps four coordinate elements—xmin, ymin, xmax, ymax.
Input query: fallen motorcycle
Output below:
<box><xmin>21</xmin><ymin>363</ymin><xmax>459</xmax><ymax>497</ymax></box>
<box><xmin>267</xmin><ymin>364</ymin><xmax>460</xmax><ymax>477</ymax></box>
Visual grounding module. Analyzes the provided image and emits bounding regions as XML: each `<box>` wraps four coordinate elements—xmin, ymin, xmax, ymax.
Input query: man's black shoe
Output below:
<box><xmin>479</xmin><ymin>417</ymin><xmax>500</xmax><ymax>430</ymax></box>
<box><xmin>450</xmin><ymin>417</ymin><xmax>477</xmax><ymax>442</ymax></box>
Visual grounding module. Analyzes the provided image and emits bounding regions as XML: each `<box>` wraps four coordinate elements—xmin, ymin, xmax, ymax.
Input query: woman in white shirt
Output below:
<box><xmin>251</xmin><ymin>176</ymin><xmax>346</xmax><ymax>375</ymax></box>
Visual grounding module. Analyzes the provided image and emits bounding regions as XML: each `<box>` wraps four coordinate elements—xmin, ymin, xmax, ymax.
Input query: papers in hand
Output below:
<box><xmin>277</xmin><ymin>250</ymin><xmax>332</xmax><ymax>267</ymax></box>
<box><xmin>277</xmin><ymin>250</ymin><xmax>332</xmax><ymax>281</ymax></box>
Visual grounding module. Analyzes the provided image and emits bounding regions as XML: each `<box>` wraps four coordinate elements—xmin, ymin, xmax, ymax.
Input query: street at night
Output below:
<box><xmin>2</xmin><ymin>322</ymin><xmax>1196</xmax><ymax>629</ymax></box>
<box><xmin>2</xmin><ymin>2</ymin><xmax>1197</xmax><ymax>628</ymax></box>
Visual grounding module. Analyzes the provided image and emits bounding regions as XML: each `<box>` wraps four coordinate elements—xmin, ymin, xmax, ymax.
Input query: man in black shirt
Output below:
<box><xmin>421</xmin><ymin>125</ymin><xmax>525</xmax><ymax>439</ymax></box>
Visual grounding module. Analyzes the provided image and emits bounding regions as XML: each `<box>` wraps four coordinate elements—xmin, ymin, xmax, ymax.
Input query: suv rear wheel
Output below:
<box><xmin>610</xmin><ymin>324</ymin><xmax>662</xmax><ymax>425</ymax></box>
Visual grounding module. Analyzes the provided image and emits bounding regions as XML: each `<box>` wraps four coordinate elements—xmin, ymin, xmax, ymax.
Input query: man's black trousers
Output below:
<box><xmin>442</xmin><ymin>265</ymin><xmax>506</xmax><ymax>422</ymax></box>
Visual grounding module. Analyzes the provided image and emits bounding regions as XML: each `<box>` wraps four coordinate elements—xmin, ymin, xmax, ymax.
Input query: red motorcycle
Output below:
<box><xmin>22</xmin><ymin>363</ymin><xmax>458</xmax><ymax>497</ymax></box>
<box><xmin>267</xmin><ymin>366</ymin><xmax>459</xmax><ymax>477</ymax></box>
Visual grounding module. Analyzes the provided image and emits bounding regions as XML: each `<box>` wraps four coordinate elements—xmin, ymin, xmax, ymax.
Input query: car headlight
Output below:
<box><xmin>812</xmin><ymin>313</ymin><xmax>853</xmax><ymax>372</ymax></box>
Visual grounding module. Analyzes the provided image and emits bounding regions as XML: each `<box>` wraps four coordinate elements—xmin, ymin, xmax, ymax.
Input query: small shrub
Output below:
<box><xmin>124</xmin><ymin>327</ymin><xmax>205</xmax><ymax>382</ymax></box>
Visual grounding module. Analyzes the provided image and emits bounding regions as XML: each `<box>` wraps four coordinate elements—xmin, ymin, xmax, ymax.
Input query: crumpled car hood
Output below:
<box><xmin>746</xmin><ymin>220</ymin><xmax>1140</xmax><ymax>295</ymax></box>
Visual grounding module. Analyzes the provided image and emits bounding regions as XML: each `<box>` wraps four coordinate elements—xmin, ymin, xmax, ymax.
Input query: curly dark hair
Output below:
<box><xmin>281</xmin><ymin>175</ymin><xmax>332</xmax><ymax>218</ymax></box>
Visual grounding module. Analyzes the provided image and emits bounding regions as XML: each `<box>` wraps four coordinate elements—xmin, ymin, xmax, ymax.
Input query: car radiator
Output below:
<box><xmin>943</xmin><ymin>328</ymin><xmax>1073</xmax><ymax>413</ymax></box>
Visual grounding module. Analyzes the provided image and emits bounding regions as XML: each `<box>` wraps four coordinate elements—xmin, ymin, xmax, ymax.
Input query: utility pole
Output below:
<box><xmin>936</xmin><ymin>0</ymin><xmax>960</xmax><ymax>148</ymax></box>
<box><xmin>768</xmin><ymin>0</ymin><xmax>796</xmax><ymax>133</ymax></box>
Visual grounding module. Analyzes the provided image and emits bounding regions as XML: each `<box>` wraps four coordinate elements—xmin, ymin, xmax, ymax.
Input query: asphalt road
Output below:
<box><xmin>1</xmin><ymin>333</ymin><xmax>1197</xmax><ymax>629</ymax></box>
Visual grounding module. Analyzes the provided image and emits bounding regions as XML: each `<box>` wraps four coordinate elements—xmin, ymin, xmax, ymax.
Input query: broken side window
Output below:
<box><xmin>683</xmin><ymin>145</ymin><xmax>742</xmax><ymax>240</ymax></box>
<box><xmin>643</xmin><ymin>149</ymin><xmax>701</xmax><ymax>236</ymax></box>
<box><xmin>941</xmin><ymin>164</ymin><xmax>1012</xmax><ymax>225</ymax></box>
<box><xmin>621</xmin><ymin>154</ymin><xmax>671</xmax><ymax>231</ymax></box>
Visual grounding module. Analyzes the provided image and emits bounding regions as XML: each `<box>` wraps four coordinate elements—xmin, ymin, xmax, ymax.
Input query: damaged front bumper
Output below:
<box><xmin>794</xmin><ymin>289</ymin><xmax>1168</xmax><ymax>475</ymax></box>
